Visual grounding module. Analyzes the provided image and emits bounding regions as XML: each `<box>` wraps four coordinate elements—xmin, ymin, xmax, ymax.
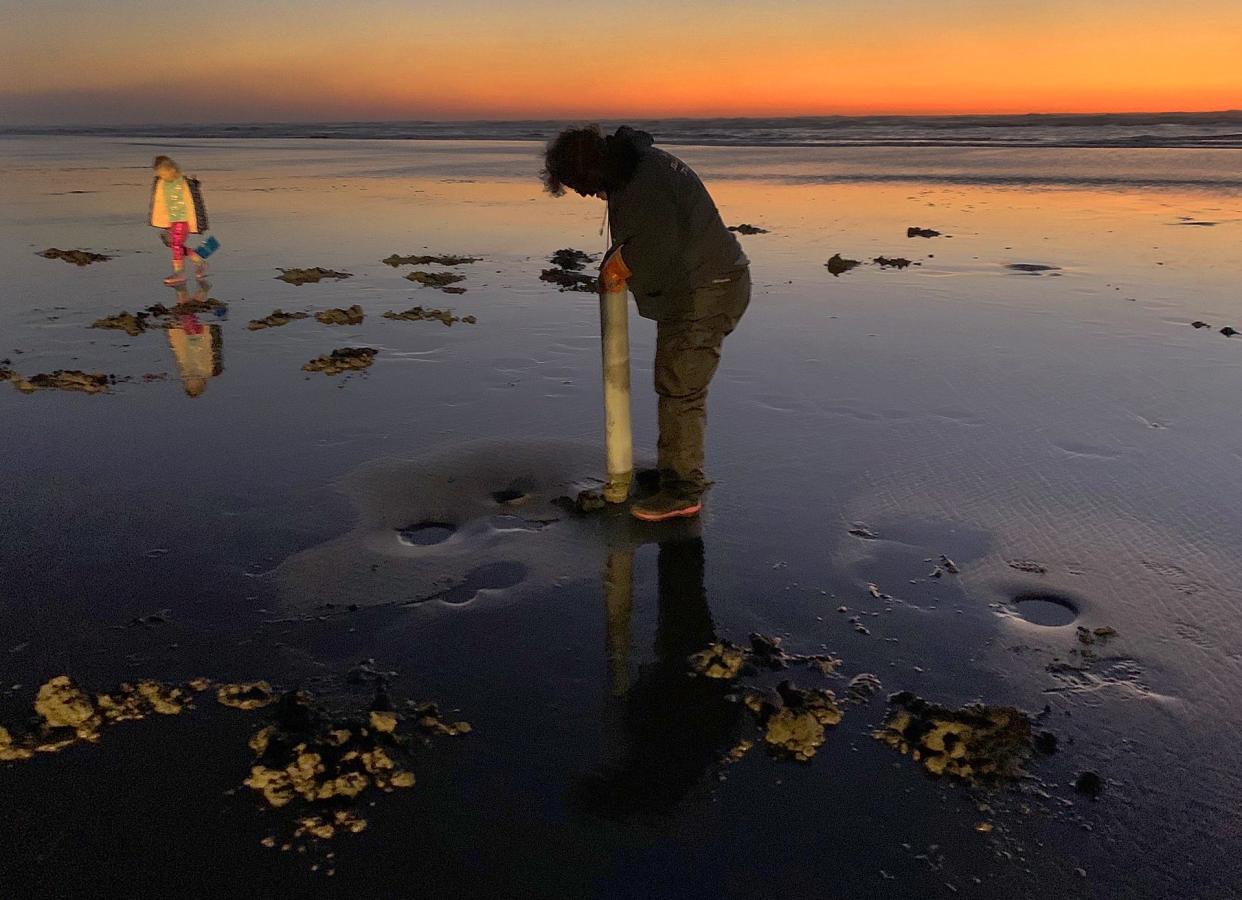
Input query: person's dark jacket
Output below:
<box><xmin>606</xmin><ymin>129</ymin><xmax>747</xmax><ymax>321</ymax></box>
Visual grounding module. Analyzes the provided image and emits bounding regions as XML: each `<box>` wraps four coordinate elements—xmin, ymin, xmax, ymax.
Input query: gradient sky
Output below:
<box><xmin>2</xmin><ymin>0</ymin><xmax>1240</xmax><ymax>124</ymax></box>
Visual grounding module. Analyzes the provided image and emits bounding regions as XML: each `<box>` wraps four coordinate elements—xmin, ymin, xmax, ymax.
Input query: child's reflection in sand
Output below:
<box><xmin>166</xmin><ymin>282</ymin><xmax>223</xmax><ymax>397</ymax></box>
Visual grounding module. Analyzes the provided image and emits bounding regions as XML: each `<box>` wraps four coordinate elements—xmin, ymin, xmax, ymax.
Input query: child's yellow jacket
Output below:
<box><xmin>149</xmin><ymin>176</ymin><xmax>208</xmax><ymax>232</ymax></box>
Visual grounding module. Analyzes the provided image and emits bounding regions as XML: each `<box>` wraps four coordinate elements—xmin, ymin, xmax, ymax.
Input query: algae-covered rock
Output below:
<box><xmin>247</xmin><ymin>309</ymin><xmax>309</xmax><ymax>330</ymax></box>
<box><xmin>217</xmin><ymin>681</ymin><xmax>277</xmax><ymax>710</ymax></box>
<box><xmin>873</xmin><ymin>691</ymin><xmax>1033</xmax><ymax>780</ymax></box>
<box><xmin>383</xmin><ymin>253</ymin><xmax>479</xmax><ymax>267</ymax></box>
<box><xmin>38</xmin><ymin>248</ymin><xmax>112</xmax><ymax>265</ymax></box>
<box><xmin>405</xmin><ymin>271</ymin><xmax>466</xmax><ymax>289</ymax></box>
<box><xmin>302</xmin><ymin>348</ymin><xmax>377</xmax><ymax>375</ymax></box>
<box><xmin>276</xmin><ymin>267</ymin><xmax>352</xmax><ymax>285</ymax></box>
<box><xmin>314</xmin><ymin>305</ymin><xmax>364</xmax><ymax>326</ymax></box>
<box><xmin>826</xmin><ymin>253</ymin><xmax>860</xmax><ymax>276</ymax></box>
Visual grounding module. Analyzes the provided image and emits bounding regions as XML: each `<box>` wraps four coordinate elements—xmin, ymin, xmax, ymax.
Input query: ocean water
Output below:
<box><xmin>6</xmin><ymin>109</ymin><xmax>1242</xmax><ymax>148</ymax></box>
<box><xmin>0</xmin><ymin>134</ymin><xmax>1240</xmax><ymax>899</ymax></box>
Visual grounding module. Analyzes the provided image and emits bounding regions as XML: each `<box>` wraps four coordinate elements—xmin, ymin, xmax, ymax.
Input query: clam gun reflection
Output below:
<box><xmin>584</xmin><ymin>535</ymin><xmax>743</xmax><ymax>817</ymax></box>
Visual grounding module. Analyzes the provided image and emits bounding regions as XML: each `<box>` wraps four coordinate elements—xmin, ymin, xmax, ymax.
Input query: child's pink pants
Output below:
<box><xmin>167</xmin><ymin>221</ymin><xmax>190</xmax><ymax>263</ymax></box>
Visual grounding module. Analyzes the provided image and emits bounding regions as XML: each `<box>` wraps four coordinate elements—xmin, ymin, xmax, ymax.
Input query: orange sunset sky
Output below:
<box><xmin>1</xmin><ymin>0</ymin><xmax>1239</xmax><ymax>124</ymax></box>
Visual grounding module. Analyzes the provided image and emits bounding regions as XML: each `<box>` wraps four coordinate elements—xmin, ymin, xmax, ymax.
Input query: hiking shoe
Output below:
<box><xmin>631</xmin><ymin>491</ymin><xmax>703</xmax><ymax>522</ymax></box>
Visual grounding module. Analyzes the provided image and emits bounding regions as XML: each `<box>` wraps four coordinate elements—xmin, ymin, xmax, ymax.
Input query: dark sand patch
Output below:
<box><xmin>383</xmin><ymin>306</ymin><xmax>476</xmax><ymax>326</ymax></box>
<box><xmin>302</xmin><ymin>348</ymin><xmax>377</xmax><ymax>375</ymax></box>
<box><xmin>38</xmin><ymin>248</ymin><xmax>112</xmax><ymax>265</ymax></box>
<box><xmin>277</xmin><ymin>267</ymin><xmax>353</xmax><ymax>285</ymax></box>
<box><xmin>1006</xmin><ymin>263</ymin><xmax>1062</xmax><ymax>274</ymax></box>
<box><xmin>315</xmin><ymin>305</ymin><xmax>365</xmax><ymax>326</ymax></box>
<box><xmin>248</xmin><ymin>309</ymin><xmax>310</xmax><ymax>331</ymax></box>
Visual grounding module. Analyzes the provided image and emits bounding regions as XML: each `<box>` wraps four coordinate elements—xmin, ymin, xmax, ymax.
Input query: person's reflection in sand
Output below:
<box><xmin>582</xmin><ymin>537</ymin><xmax>744</xmax><ymax>819</ymax></box>
<box><xmin>166</xmin><ymin>282</ymin><xmax>223</xmax><ymax>397</ymax></box>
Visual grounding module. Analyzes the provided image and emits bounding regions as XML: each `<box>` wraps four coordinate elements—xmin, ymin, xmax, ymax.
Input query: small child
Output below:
<box><xmin>149</xmin><ymin>155</ymin><xmax>209</xmax><ymax>286</ymax></box>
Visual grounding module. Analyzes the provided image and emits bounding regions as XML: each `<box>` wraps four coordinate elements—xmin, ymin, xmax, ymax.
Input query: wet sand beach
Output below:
<box><xmin>1</xmin><ymin>135</ymin><xmax>1241</xmax><ymax>899</ymax></box>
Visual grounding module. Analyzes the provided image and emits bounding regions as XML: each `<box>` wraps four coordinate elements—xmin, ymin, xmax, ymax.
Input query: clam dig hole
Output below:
<box><xmin>1012</xmin><ymin>593</ymin><xmax>1079</xmax><ymax>626</ymax></box>
<box><xmin>396</xmin><ymin>522</ymin><xmax>456</xmax><ymax>547</ymax></box>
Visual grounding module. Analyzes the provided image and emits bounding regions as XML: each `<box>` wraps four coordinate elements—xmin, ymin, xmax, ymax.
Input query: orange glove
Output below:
<box><xmin>599</xmin><ymin>246</ymin><xmax>632</xmax><ymax>293</ymax></box>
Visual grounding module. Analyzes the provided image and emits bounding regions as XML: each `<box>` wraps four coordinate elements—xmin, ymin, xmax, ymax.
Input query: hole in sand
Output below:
<box><xmin>396</xmin><ymin>522</ymin><xmax>456</xmax><ymax>546</ymax></box>
<box><xmin>1012</xmin><ymin>593</ymin><xmax>1079</xmax><ymax>626</ymax></box>
<box><xmin>491</xmin><ymin>488</ymin><xmax>529</xmax><ymax>505</ymax></box>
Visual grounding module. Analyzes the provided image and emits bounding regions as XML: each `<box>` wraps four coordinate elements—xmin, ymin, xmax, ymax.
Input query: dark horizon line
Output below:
<box><xmin>3</xmin><ymin>108</ymin><xmax>1242</xmax><ymax>132</ymax></box>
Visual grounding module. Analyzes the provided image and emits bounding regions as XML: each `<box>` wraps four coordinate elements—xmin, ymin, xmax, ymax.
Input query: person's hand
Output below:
<box><xmin>599</xmin><ymin>246</ymin><xmax>631</xmax><ymax>293</ymax></box>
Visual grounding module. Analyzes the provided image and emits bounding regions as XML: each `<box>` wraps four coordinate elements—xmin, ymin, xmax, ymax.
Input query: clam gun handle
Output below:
<box><xmin>600</xmin><ymin>284</ymin><xmax>633</xmax><ymax>503</ymax></box>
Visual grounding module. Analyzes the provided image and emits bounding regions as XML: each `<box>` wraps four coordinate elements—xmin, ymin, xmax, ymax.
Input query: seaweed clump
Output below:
<box><xmin>302</xmin><ymin>348</ymin><xmax>377</xmax><ymax>375</ymax></box>
<box><xmin>247</xmin><ymin>309</ymin><xmax>310</xmax><ymax>331</ymax></box>
<box><xmin>873</xmin><ymin>691</ymin><xmax>1033</xmax><ymax>781</ymax></box>
<box><xmin>92</xmin><ymin>311</ymin><xmax>150</xmax><ymax>336</ymax></box>
<box><xmin>276</xmin><ymin>267</ymin><xmax>353</xmax><ymax>285</ymax></box>
<box><xmin>907</xmin><ymin>227</ymin><xmax>941</xmax><ymax>238</ymax></box>
<box><xmin>38</xmin><ymin>248</ymin><xmax>112</xmax><ymax>265</ymax></box>
<box><xmin>382</xmin><ymin>254</ymin><xmax>479</xmax><ymax>267</ymax></box>
<box><xmin>383</xmin><ymin>306</ymin><xmax>476</xmax><ymax>326</ymax></box>
<box><xmin>1</xmin><ymin>368</ymin><xmax>111</xmax><ymax>395</ymax></box>
<box><xmin>825</xmin><ymin>253</ymin><xmax>860</xmax><ymax>276</ymax></box>
<box><xmin>757</xmin><ymin>682</ymin><xmax>844</xmax><ymax>762</ymax></box>
<box><xmin>0</xmin><ymin>675</ymin><xmax>206</xmax><ymax>760</ymax></box>
<box><xmin>405</xmin><ymin>271</ymin><xmax>466</xmax><ymax>292</ymax></box>
<box><xmin>542</xmin><ymin>248</ymin><xmax>598</xmax><ymax>292</ymax></box>
<box><xmin>314</xmin><ymin>305</ymin><xmax>364</xmax><ymax>326</ymax></box>
<box><xmin>728</xmin><ymin>224</ymin><xmax>769</xmax><ymax>234</ymax></box>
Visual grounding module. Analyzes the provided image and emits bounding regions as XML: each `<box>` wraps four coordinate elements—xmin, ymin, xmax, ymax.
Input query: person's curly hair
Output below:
<box><xmin>541</xmin><ymin>125</ymin><xmax>607</xmax><ymax>196</ymax></box>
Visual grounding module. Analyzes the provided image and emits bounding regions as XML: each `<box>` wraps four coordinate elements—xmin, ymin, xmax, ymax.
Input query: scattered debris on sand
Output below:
<box><xmin>277</xmin><ymin>267</ymin><xmax>353</xmax><ymax>285</ymax></box>
<box><xmin>825</xmin><ymin>253</ymin><xmax>860</xmax><ymax>276</ymax></box>
<box><xmin>549</xmin><ymin>248</ymin><xmax>595</xmax><ymax>271</ymax></box>
<box><xmin>38</xmin><ymin>248</ymin><xmax>112</xmax><ymax>265</ymax></box>
<box><xmin>728</xmin><ymin>224</ymin><xmax>769</xmax><ymax>234</ymax></box>
<box><xmin>383</xmin><ymin>306</ymin><xmax>476</xmax><ymax>326</ymax></box>
<box><xmin>1005</xmin><ymin>263</ymin><xmax>1061</xmax><ymax>273</ymax></box>
<box><xmin>907</xmin><ymin>227</ymin><xmax>941</xmax><ymax>238</ymax></box>
<box><xmin>248</xmin><ymin>309</ymin><xmax>310</xmax><ymax>331</ymax></box>
<box><xmin>873</xmin><ymin>256</ymin><xmax>913</xmax><ymax>268</ymax></box>
<box><xmin>405</xmin><ymin>271</ymin><xmax>466</xmax><ymax>291</ymax></box>
<box><xmin>315</xmin><ymin>305</ymin><xmax>364</xmax><ymax>326</ymax></box>
<box><xmin>382</xmin><ymin>253</ymin><xmax>479</xmax><ymax>267</ymax></box>
<box><xmin>1</xmin><ymin>368</ymin><xmax>111</xmax><ymax>395</ymax></box>
<box><xmin>302</xmin><ymin>348</ymin><xmax>377</xmax><ymax>375</ymax></box>
<box><xmin>540</xmin><ymin>268</ymin><xmax>597</xmax><ymax>292</ymax></box>
<box><xmin>1223</xmin><ymin>326</ymin><xmax>1239</xmax><ymax>337</ymax></box>
<box><xmin>1008</xmin><ymin>559</ymin><xmax>1049</xmax><ymax>575</ymax></box>
<box><xmin>92</xmin><ymin>311</ymin><xmax>149</xmax><ymax>336</ymax></box>
<box><xmin>873</xmin><ymin>691</ymin><xmax>1034</xmax><ymax>781</ymax></box>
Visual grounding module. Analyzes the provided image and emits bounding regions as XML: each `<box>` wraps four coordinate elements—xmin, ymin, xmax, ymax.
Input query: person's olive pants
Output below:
<box><xmin>652</xmin><ymin>269</ymin><xmax>750</xmax><ymax>499</ymax></box>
